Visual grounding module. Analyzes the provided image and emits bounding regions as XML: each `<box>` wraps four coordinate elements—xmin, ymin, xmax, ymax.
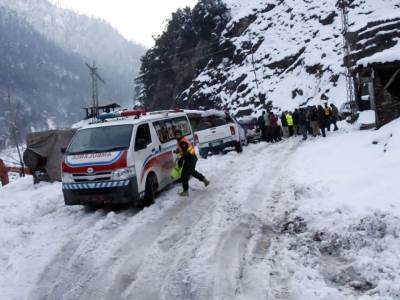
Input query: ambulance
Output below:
<box><xmin>61</xmin><ymin>110</ymin><xmax>193</xmax><ymax>207</ymax></box>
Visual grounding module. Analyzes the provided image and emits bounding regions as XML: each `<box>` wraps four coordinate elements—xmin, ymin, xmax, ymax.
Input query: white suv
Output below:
<box><xmin>187</xmin><ymin>110</ymin><xmax>247</xmax><ymax>159</ymax></box>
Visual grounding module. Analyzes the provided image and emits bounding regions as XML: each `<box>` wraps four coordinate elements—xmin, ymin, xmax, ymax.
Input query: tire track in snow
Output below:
<box><xmin>27</xmin><ymin>139</ymin><xmax>301</xmax><ymax>300</ymax></box>
<box><xmin>151</xmin><ymin>140</ymin><xmax>299</xmax><ymax>300</ymax></box>
<box><xmin>119</xmin><ymin>143</ymin><xmax>277</xmax><ymax>300</ymax></box>
<box><xmin>208</xmin><ymin>141</ymin><xmax>299</xmax><ymax>300</ymax></box>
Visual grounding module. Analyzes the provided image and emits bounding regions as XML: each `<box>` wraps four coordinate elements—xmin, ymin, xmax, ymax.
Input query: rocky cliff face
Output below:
<box><xmin>138</xmin><ymin>0</ymin><xmax>400</xmax><ymax>116</ymax></box>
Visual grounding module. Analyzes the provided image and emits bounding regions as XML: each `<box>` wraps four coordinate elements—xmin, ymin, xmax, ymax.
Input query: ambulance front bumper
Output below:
<box><xmin>62</xmin><ymin>177</ymin><xmax>139</xmax><ymax>206</ymax></box>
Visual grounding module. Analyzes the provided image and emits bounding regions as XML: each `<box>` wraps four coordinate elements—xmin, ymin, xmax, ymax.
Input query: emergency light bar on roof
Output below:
<box><xmin>95</xmin><ymin>108</ymin><xmax>184</xmax><ymax>122</ymax></box>
<box><xmin>96</xmin><ymin>109</ymin><xmax>146</xmax><ymax>121</ymax></box>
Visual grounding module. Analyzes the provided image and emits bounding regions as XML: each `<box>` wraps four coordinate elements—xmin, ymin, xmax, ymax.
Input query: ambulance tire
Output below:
<box><xmin>144</xmin><ymin>173</ymin><xmax>157</xmax><ymax>207</ymax></box>
<box><xmin>235</xmin><ymin>142</ymin><xmax>243</xmax><ymax>153</ymax></box>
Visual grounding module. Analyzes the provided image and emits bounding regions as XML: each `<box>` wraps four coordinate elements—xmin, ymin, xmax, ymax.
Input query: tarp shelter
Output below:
<box><xmin>24</xmin><ymin>129</ymin><xmax>76</xmax><ymax>182</ymax></box>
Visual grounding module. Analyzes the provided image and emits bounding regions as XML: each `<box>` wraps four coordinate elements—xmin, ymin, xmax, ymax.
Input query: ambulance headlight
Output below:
<box><xmin>62</xmin><ymin>172</ymin><xmax>74</xmax><ymax>183</ymax></box>
<box><xmin>111</xmin><ymin>167</ymin><xmax>136</xmax><ymax>180</ymax></box>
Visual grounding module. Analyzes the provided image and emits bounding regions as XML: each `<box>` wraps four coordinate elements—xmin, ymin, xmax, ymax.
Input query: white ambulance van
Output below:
<box><xmin>61</xmin><ymin>110</ymin><xmax>193</xmax><ymax>207</ymax></box>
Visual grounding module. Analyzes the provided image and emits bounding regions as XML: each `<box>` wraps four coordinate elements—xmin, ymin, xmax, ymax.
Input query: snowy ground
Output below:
<box><xmin>0</xmin><ymin>120</ymin><xmax>399</xmax><ymax>300</ymax></box>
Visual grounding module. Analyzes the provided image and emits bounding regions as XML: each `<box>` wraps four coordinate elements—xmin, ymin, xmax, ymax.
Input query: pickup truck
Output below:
<box><xmin>187</xmin><ymin>110</ymin><xmax>247</xmax><ymax>159</ymax></box>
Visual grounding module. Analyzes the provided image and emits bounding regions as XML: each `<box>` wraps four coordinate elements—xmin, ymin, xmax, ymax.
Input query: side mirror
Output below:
<box><xmin>135</xmin><ymin>138</ymin><xmax>147</xmax><ymax>151</ymax></box>
<box><xmin>61</xmin><ymin>147</ymin><xmax>67</xmax><ymax>154</ymax></box>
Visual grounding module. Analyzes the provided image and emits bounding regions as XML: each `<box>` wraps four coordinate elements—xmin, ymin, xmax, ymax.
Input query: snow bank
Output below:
<box><xmin>357</xmin><ymin>110</ymin><xmax>376</xmax><ymax>126</ymax></box>
<box><xmin>286</xmin><ymin>118</ymin><xmax>400</xmax><ymax>298</ymax></box>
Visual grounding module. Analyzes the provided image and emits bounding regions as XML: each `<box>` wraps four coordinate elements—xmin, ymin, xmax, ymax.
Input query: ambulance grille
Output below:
<box><xmin>73</xmin><ymin>172</ymin><xmax>112</xmax><ymax>182</ymax></box>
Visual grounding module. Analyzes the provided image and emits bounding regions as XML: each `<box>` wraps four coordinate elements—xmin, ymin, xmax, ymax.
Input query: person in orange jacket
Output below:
<box><xmin>175</xmin><ymin>129</ymin><xmax>210</xmax><ymax>196</ymax></box>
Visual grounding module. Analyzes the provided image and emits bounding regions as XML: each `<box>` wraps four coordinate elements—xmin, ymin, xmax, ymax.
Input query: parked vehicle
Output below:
<box><xmin>61</xmin><ymin>110</ymin><xmax>193</xmax><ymax>207</ymax></box>
<box><xmin>187</xmin><ymin>110</ymin><xmax>247</xmax><ymax>159</ymax></box>
<box><xmin>238</xmin><ymin>116</ymin><xmax>262</xmax><ymax>143</ymax></box>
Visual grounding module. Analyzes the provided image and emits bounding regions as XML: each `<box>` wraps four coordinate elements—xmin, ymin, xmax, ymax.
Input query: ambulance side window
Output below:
<box><xmin>135</xmin><ymin>123</ymin><xmax>152</xmax><ymax>150</ymax></box>
<box><xmin>153</xmin><ymin>117</ymin><xmax>191</xmax><ymax>144</ymax></box>
<box><xmin>172</xmin><ymin>117</ymin><xmax>191</xmax><ymax>136</ymax></box>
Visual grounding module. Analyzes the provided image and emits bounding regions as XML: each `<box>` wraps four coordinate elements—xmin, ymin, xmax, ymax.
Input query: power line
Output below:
<box><xmin>85</xmin><ymin>62</ymin><xmax>105</xmax><ymax>121</ymax></box>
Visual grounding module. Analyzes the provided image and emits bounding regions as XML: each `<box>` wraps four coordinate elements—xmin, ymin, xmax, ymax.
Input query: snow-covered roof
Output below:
<box><xmin>357</xmin><ymin>39</ymin><xmax>400</xmax><ymax>67</ymax></box>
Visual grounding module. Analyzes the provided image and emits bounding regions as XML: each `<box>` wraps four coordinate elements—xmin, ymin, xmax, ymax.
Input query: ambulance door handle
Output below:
<box><xmin>151</xmin><ymin>148</ymin><xmax>156</xmax><ymax>153</ymax></box>
<box><xmin>159</xmin><ymin>145</ymin><xmax>162</xmax><ymax>152</ymax></box>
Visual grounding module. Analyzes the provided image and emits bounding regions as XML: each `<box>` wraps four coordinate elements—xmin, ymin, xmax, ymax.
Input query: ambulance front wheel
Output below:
<box><xmin>144</xmin><ymin>173</ymin><xmax>157</xmax><ymax>207</ymax></box>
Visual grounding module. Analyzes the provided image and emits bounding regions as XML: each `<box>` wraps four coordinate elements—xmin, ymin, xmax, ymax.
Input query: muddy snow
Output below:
<box><xmin>1</xmin><ymin>120</ymin><xmax>400</xmax><ymax>300</ymax></box>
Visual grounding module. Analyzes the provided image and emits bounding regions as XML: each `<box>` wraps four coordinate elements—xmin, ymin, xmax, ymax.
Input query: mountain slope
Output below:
<box><xmin>0</xmin><ymin>7</ymin><xmax>89</xmax><ymax>147</ymax></box>
<box><xmin>0</xmin><ymin>0</ymin><xmax>146</xmax><ymax>148</ymax></box>
<box><xmin>0</xmin><ymin>0</ymin><xmax>146</xmax><ymax>104</ymax></box>
<box><xmin>137</xmin><ymin>0</ymin><xmax>399</xmax><ymax>116</ymax></box>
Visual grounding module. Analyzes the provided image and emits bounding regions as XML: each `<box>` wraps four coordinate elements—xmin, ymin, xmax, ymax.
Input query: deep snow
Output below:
<box><xmin>0</xmin><ymin>120</ymin><xmax>400</xmax><ymax>299</ymax></box>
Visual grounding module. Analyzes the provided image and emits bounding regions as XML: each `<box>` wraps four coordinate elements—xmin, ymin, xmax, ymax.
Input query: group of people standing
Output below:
<box><xmin>258</xmin><ymin>103</ymin><xmax>340</xmax><ymax>142</ymax></box>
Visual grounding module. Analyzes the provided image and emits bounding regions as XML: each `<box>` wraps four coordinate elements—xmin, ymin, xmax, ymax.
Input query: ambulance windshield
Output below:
<box><xmin>67</xmin><ymin>125</ymin><xmax>133</xmax><ymax>155</ymax></box>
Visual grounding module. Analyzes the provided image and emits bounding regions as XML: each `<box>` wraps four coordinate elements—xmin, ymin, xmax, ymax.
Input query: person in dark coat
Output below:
<box><xmin>264</xmin><ymin>110</ymin><xmax>273</xmax><ymax>142</ymax></box>
<box><xmin>258</xmin><ymin>111</ymin><xmax>266</xmax><ymax>141</ymax></box>
<box><xmin>330</xmin><ymin>104</ymin><xmax>339</xmax><ymax>131</ymax></box>
<box><xmin>298</xmin><ymin>108</ymin><xmax>308</xmax><ymax>140</ymax></box>
<box><xmin>175</xmin><ymin>130</ymin><xmax>210</xmax><ymax>196</ymax></box>
<box><xmin>309</xmin><ymin>106</ymin><xmax>320</xmax><ymax>137</ymax></box>
<box><xmin>292</xmin><ymin>109</ymin><xmax>300</xmax><ymax>136</ymax></box>
<box><xmin>317</xmin><ymin>105</ymin><xmax>326</xmax><ymax>137</ymax></box>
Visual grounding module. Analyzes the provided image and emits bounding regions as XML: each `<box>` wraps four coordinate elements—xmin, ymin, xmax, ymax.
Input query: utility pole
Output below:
<box><xmin>248</xmin><ymin>31</ymin><xmax>260</xmax><ymax>90</ymax></box>
<box><xmin>339</xmin><ymin>0</ymin><xmax>357</xmax><ymax>117</ymax></box>
<box><xmin>7</xmin><ymin>87</ymin><xmax>24</xmax><ymax>176</ymax></box>
<box><xmin>85</xmin><ymin>62</ymin><xmax>105</xmax><ymax>120</ymax></box>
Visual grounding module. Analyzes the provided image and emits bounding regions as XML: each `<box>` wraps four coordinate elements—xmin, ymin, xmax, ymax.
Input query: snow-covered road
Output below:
<box><xmin>1</xmin><ymin>122</ymin><xmax>400</xmax><ymax>300</ymax></box>
<box><xmin>0</xmin><ymin>140</ymin><xmax>298</xmax><ymax>300</ymax></box>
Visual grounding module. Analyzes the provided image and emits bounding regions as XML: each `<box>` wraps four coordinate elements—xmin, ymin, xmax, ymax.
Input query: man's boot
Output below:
<box><xmin>179</xmin><ymin>190</ymin><xmax>189</xmax><ymax>197</ymax></box>
<box><xmin>203</xmin><ymin>179</ymin><xmax>210</xmax><ymax>187</ymax></box>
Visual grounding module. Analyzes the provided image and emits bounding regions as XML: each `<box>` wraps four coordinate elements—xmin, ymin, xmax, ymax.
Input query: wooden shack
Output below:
<box><xmin>347</xmin><ymin>17</ymin><xmax>400</xmax><ymax>128</ymax></box>
<box><xmin>354</xmin><ymin>62</ymin><xmax>400</xmax><ymax>127</ymax></box>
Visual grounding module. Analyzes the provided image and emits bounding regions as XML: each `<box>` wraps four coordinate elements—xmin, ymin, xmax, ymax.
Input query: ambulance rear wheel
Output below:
<box><xmin>144</xmin><ymin>173</ymin><xmax>157</xmax><ymax>207</ymax></box>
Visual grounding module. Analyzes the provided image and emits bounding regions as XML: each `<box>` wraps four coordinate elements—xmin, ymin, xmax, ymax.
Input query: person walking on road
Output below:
<box><xmin>269</xmin><ymin>112</ymin><xmax>281</xmax><ymax>142</ymax></box>
<box><xmin>285</xmin><ymin>112</ymin><xmax>294</xmax><ymax>137</ymax></box>
<box><xmin>264</xmin><ymin>110</ymin><xmax>272</xmax><ymax>142</ymax></box>
<box><xmin>298</xmin><ymin>108</ymin><xmax>308</xmax><ymax>140</ymax></box>
<box><xmin>317</xmin><ymin>105</ymin><xmax>327</xmax><ymax>137</ymax></box>
<box><xmin>281</xmin><ymin>112</ymin><xmax>289</xmax><ymax>138</ymax></box>
<box><xmin>309</xmin><ymin>106</ymin><xmax>320</xmax><ymax>137</ymax></box>
<box><xmin>258</xmin><ymin>111</ymin><xmax>266</xmax><ymax>141</ymax></box>
<box><xmin>330</xmin><ymin>104</ymin><xmax>339</xmax><ymax>131</ymax></box>
<box><xmin>293</xmin><ymin>109</ymin><xmax>300</xmax><ymax>136</ymax></box>
<box><xmin>175</xmin><ymin>130</ymin><xmax>210</xmax><ymax>197</ymax></box>
<box><xmin>324</xmin><ymin>103</ymin><xmax>332</xmax><ymax>132</ymax></box>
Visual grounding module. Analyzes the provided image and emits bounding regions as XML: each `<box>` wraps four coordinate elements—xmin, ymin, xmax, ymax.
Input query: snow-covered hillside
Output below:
<box><xmin>1</xmin><ymin>120</ymin><xmax>400</xmax><ymax>299</ymax></box>
<box><xmin>179</xmin><ymin>0</ymin><xmax>399</xmax><ymax>115</ymax></box>
<box><xmin>0</xmin><ymin>0</ymin><xmax>145</xmax><ymax>81</ymax></box>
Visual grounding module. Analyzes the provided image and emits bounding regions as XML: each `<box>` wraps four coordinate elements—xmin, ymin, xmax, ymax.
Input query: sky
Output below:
<box><xmin>49</xmin><ymin>0</ymin><xmax>197</xmax><ymax>47</ymax></box>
